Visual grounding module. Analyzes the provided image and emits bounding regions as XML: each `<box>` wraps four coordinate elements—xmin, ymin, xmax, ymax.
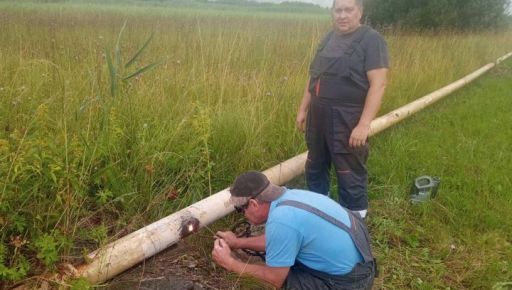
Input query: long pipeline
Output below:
<box><xmin>75</xmin><ymin>52</ymin><xmax>512</xmax><ymax>284</ymax></box>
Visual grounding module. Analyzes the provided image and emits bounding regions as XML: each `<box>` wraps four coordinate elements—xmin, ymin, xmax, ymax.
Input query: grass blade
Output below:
<box><xmin>122</xmin><ymin>61</ymin><xmax>161</xmax><ymax>81</ymax></box>
<box><xmin>105</xmin><ymin>47</ymin><xmax>117</xmax><ymax>97</ymax></box>
<box><xmin>125</xmin><ymin>32</ymin><xmax>154</xmax><ymax>69</ymax></box>
<box><xmin>115</xmin><ymin>20</ymin><xmax>127</xmax><ymax>68</ymax></box>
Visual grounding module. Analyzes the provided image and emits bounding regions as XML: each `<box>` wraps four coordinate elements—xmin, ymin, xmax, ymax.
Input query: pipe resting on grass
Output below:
<box><xmin>71</xmin><ymin>52</ymin><xmax>512</xmax><ymax>285</ymax></box>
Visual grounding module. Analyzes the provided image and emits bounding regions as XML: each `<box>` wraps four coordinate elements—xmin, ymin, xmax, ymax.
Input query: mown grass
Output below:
<box><xmin>368</xmin><ymin>61</ymin><xmax>512</xmax><ymax>289</ymax></box>
<box><xmin>0</xmin><ymin>0</ymin><xmax>511</xmax><ymax>288</ymax></box>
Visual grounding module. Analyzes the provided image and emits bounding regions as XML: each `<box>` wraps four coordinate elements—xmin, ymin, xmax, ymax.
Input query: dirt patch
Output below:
<box><xmin>105</xmin><ymin>239</ymin><xmax>222</xmax><ymax>290</ymax></box>
<box><xmin>104</xmin><ymin>222</ymin><xmax>269</xmax><ymax>290</ymax></box>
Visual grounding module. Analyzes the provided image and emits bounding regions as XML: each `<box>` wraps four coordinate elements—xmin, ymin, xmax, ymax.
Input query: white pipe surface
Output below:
<box><xmin>76</xmin><ymin>52</ymin><xmax>512</xmax><ymax>284</ymax></box>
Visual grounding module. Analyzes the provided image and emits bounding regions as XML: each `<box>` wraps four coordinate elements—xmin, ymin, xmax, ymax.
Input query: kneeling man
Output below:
<box><xmin>212</xmin><ymin>171</ymin><xmax>376</xmax><ymax>290</ymax></box>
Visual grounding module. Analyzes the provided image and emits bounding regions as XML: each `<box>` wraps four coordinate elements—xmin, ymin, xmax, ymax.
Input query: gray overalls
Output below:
<box><xmin>306</xmin><ymin>27</ymin><xmax>370</xmax><ymax>211</ymax></box>
<box><xmin>278</xmin><ymin>200</ymin><xmax>376</xmax><ymax>290</ymax></box>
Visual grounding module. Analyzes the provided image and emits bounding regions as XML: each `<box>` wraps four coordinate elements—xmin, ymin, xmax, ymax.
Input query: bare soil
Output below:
<box><xmin>104</xmin><ymin>224</ymin><xmax>269</xmax><ymax>290</ymax></box>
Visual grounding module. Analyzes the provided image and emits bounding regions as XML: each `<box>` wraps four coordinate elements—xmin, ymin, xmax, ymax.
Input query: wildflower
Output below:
<box><xmin>10</xmin><ymin>236</ymin><xmax>28</xmax><ymax>248</ymax></box>
<box><xmin>36</xmin><ymin>104</ymin><xmax>48</xmax><ymax>119</ymax></box>
<box><xmin>165</xmin><ymin>186</ymin><xmax>180</xmax><ymax>200</ymax></box>
<box><xmin>11</xmin><ymin>97</ymin><xmax>21</xmax><ymax>106</ymax></box>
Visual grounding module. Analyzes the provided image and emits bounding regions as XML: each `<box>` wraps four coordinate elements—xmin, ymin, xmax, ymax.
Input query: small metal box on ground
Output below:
<box><xmin>410</xmin><ymin>175</ymin><xmax>440</xmax><ymax>204</ymax></box>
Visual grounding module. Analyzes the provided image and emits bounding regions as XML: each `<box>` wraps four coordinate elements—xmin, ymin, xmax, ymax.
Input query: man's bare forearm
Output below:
<box><xmin>236</xmin><ymin>234</ymin><xmax>266</xmax><ymax>252</ymax></box>
<box><xmin>358</xmin><ymin>68</ymin><xmax>388</xmax><ymax>127</ymax></box>
<box><xmin>298</xmin><ymin>80</ymin><xmax>312</xmax><ymax>114</ymax></box>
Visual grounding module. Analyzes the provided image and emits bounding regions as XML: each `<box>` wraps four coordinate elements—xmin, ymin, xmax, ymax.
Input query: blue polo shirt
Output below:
<box><xmin>265</xmin><ymin>189</ymin><xmax>363</xmax><ymax>275</ymax></box>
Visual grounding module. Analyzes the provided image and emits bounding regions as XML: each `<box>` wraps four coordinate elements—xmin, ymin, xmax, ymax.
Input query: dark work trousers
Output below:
<box><xmin>284</xmin><ymin>261</ymin><xmax>375</xmax><ymax>290</ymax></box>
<box><xmin>305</xmin><ymin>94</ymin><xmax>369</xmax><ymax>211</ymax></box>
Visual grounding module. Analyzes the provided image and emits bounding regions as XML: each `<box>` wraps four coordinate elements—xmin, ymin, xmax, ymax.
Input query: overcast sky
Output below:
<box><xmin>254</xmin><ymin>0</ymin><xmax>332</xmax><ymax>8</ymax></box>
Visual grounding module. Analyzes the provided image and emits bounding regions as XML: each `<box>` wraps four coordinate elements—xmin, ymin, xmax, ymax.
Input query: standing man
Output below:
<box><xmin>212</xmin><ymin>171</ymin><xmax>376</xmax><ymax>290</ymax></box>
<box><xmin>296</xmin><ymin>0</ymin><xmax>389</xmax><ymax>218</ymax></box>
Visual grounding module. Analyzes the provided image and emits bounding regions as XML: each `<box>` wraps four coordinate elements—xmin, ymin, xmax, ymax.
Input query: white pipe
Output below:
<box><xmin>496</xmin><ymin>52</ymin><xmax>512</xmax><ymax>64</ymax></box>
<box><xmin>76</xmin><ymin>153</ymin><xmax>308</xmax><ymax>284</ymax></box>
<box><xmin>75</xmin><ymin>52</ymin><xmax>512</xmax><ymax>284</ymax></box>
<box><xmin>370</xmin><ymin>63</ymin><xmax>495</xmax><ymax>135</ymax></box>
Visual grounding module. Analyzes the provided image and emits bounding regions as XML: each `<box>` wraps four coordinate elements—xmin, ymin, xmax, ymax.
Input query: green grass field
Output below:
<box><xmin>368</xmin><ymin>61</ymin><xmax>512</xmax><ymax>289</ymax></box>
<box><xmin>0</xmin><ymin>1</ymin><xmax>511</xmax><ymax>288</ymax></box>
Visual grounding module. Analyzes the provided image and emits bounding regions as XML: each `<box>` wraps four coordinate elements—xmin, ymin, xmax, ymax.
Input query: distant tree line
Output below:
<box><xmin>364</xmin><ymin>0</ymin><xmax>510</xmax><ymax>30</ymax></box>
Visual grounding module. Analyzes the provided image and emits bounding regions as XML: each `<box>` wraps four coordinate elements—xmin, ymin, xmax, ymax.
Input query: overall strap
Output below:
<box><xmin>344</xmin><ymin>25</ymin><xmax>370</xmax><ymax>56</ymax></box>
<box><xmin>316</xmin><ymin>30</ymin><xmax>335</xmax><ymax>53</ymax></box>
<box><xmin>277</xmin><ymin>200</ymin><xmax>354</xmax><ymax>233</ymax></box>
<box><xmin>316</xmin><ymin>26</ymin><xmax>370</xmax><ymax>56</ymax></box>
<box><xmin>276</xmin><ymin>200</ymin><xmax>374</xmax><ymax>264</ymax></box>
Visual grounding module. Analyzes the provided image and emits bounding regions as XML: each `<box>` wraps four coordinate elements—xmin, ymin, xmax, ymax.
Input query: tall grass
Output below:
<box><xmin>0</xmin><ymin>1</ymin><xmax>511</xmax><ymax>286</ymax></box>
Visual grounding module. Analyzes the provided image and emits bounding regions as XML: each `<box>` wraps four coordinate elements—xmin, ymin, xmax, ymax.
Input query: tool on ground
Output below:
<box><xmin>231</xmin><ymin>221</ymin><xmax>266</xmax><ymax>261</ymax></box>
<box><xmin>410</xmin><ymin>175</ymin><xmax>440</xmax><ymax>204</ymax></box>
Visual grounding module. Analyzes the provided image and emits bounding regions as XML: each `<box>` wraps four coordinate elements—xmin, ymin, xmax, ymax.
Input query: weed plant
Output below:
<box><xmin>0</xmin><ymin>1</ymin><xmax>511</xmax><ymax>287</ymax></box>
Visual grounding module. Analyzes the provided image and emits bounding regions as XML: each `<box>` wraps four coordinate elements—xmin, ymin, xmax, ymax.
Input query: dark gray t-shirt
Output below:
<box><xmin>312</xmin><ymin>25</ymin><xmax>389</xmax><ymax>90</ymax></box>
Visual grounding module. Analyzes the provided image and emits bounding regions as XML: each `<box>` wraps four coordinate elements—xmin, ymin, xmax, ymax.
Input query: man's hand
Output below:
<box><xmin>351</xmin><ymin>67</ymin><xmax>387</xmax><ymax>148</ymax></box>
<box><xmin>296</xmin><ymin>110</ymin><xmax>307</xmax><ymax>133</ymax></box>
<box><xmin>296</xmin><ymin>80</ymin><xmax>312</xmax><ymax>133</ymax></box>
<box><xmin>349</xmin><ymin>123</ymin><xmax>370</xmax><ymax>148</ymax></box>
<box><xmin>212</xmin><ymin>238</ymin><xmax>234</xmax><ymax>271</ymax></box>
<box><xmin>212</xmin><ymin>238</ymin><xmax>289</xmax><ymax>288</ymax></box>
<box><xmin>215</xmin><ymin>231</ymin><xmax>239</xmax><ymax>249</ymax></box>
